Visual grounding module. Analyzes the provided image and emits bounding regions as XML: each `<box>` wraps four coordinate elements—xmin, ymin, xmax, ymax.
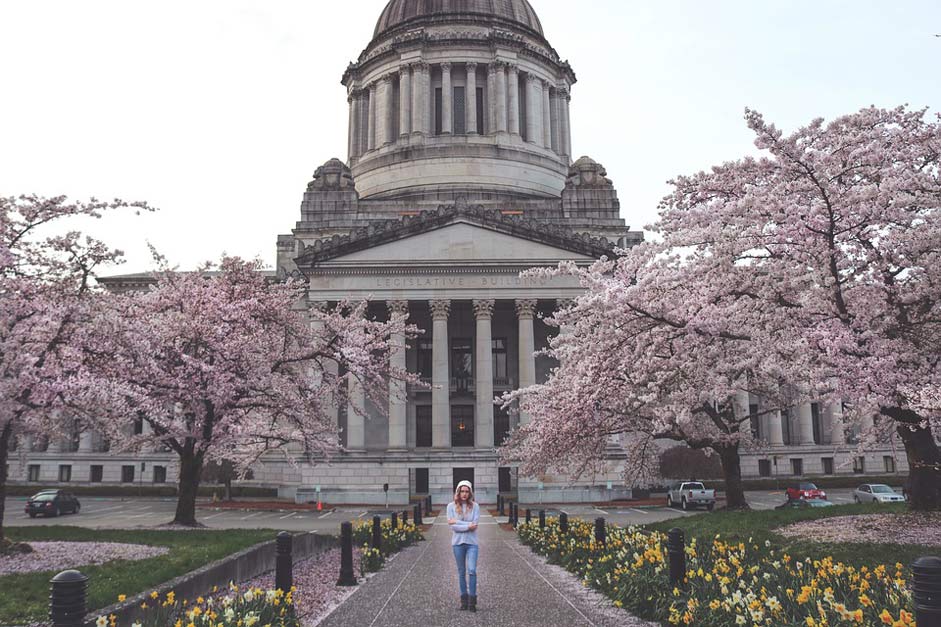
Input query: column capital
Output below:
<box><xmin>526</xmin><ymin>72</ymin><xmax>540</xmax><ymax>85</ymax></box>
<box><xmin>473</xmin><ymin>299</ymin><xmax>495</xmax><ymax>320</ymax></box>
<box><xmin>541</xmin><ymin>77</ymin><xmax>552</xmax><ymax>90</ymax></box>
<box><xmin>515</xmin><ymin>299</ymin><xmax>537</xmax><ymax>319</ymax></box>
<box><xmin>430</xmin><ymin>299</ymin><xmax>451</xmax><ymax>319</ymax></box>
<box><xmin>487</xmin><ymin>63</ymin><xmax>499</xmax><ymax>75</ymax></box>
<box><xmin>555</xmin><ymin>298</ymin><xmax>575</xmax><ymax>310</ymax></box>
<box><xmin>414</xmin><ymin>61</ymin><xmax>430</xmax><ymax>72</ymax></box>
<box><xmin>379</xmin><ymin>74</ymin><xmax>393</xmax><ymax>85</ymax></box>
<box><xmin>466</xmin><ymin>61</ymin><xmax>478</xmax><ymax>71</ymax></box>
<box><xmin>399</xmin><ymin>63</ymin><xmax>413</xmax><ymax>74</ymax></box>
<box><xmin>387</xmin><ymin>300</ymin><xmax>409</xmax><ymax>317</ymax></box>
<box><xmin>309</xmin><ymin>300</ymin><xmax>329</xmax><ymax>311</ymax></box>
<box><xmin>440</xmin><ymin>61</ymin><xmax>452</xmax><ymax>72</ymax></box>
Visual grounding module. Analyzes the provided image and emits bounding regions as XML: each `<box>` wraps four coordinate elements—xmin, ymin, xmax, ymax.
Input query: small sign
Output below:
<box><xmin>606</xmin><ymin>481</ymin><xmax>612</xmax><ymax>490</ymax></box>
<box><xmin>315</xmin><ymin>485</ymin><xmax>321</xmax><ymax>493</ymax></box>
<box><xmin>537</xmin><ymin>482</ymin><xmax>544</xmax><ymax>490</ymax></box>
<box><xmin>383</xmin><ymin>483</ymin><xmax>389</xmax><ymax>493</ymax></box>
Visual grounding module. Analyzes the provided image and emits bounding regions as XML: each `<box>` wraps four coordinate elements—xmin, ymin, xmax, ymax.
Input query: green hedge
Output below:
<box><xmin>5</xmin><ymin>484</ymin><xmax>277</xmax><ymax>498</ymax></box>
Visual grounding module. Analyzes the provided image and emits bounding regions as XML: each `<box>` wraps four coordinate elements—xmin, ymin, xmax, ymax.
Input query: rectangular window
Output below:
<box><xmin>518</xmin><ymin>80</ymin><xmax>527</xmax><ymax>141</ymax></box>
<box><xmin>70</xmin><ymin>419</ymin><xmax>81</xmax><ymax>452</ymax></box>
<box><xmin>853</xmin><ymin>456</ymin><xmax>865</xmax><ymax>474</ymax></box>
<box><xmin>498</xmin><ymin>467</ymin><xmax>512</xmax><ymax>493</ymax></box>
<box><xmin>453</xmin><ymin>86</ymin><xmax>466</xmax><ymax>135</ymax></box>
<box><xmin>133</xmin><ymin>416</ymin><xmax>144</xmax><ymax>435</ymax></box>
<box><xmin>758</xmin><ymin>459</ymin><xmax>772</xmax><ymax>477</ymax></box>
<box><xmin>476</xmin><ymin>87</ymin><xmax>485</xmax><ymax>134</ymax></box>
<box><xmin>28</xmin><ymin>464</ymin><xmax>40</xmax><ymax>482</ymax></box>
<box><xmin>790</xmin><ymin>458</ymin><xmax>804</xmax><ymax>476</ymax></box>
<box><xmin>494</xmin><ymin>404</ymin><xmax>510</xmax><ymax>445</ymax></box>
<box><xmin>811</xmin><ymin>402</ymin><xmax>823</xmax><ymax>444</ymax></box>
<box><xmin>417</xmin><ymin>339</ymin><xmax>433</xmax><ymax>380</ymax></box>
<box><xmin>58</xmin><ymin>465</ymin><xmax>72</xmax><ymax>482</ymax></box>
<box><xmin>415</xmin><ymin>406</ymin><xmax>432</xmax><ymax>448</ymax></box>
<box><xmin>121</xmin><ymin>465</ymin><xmax>135</xmax><ymax>483</ymax></box>
<box><xmin>451</xmin><ymin>405</ymin><xmax>474</xmax><ymax>447</ymax></box>
<box><xmin>822</xmin><ymin>457</ymin><xmax>834</xmax><ymax>475</ymax></box>
<box><xmin>391</xmin><ymin>81</ymin><xmax>400</xmax><ymax>138</ymax></box>
<box><xmin>451</xmin><ymin>338</ymin><xmax>473</xmax><ymax>380</ymax></box>
<box><xmin>434</xmin><ymin>88</ymin><xmax>443</xmax><ymax>135</ymax></box>
<box><xmin>90</xmin><ymin>465</ymin><xmax>103</xmax><ymax>483</ymax></box>
<box><xmin>415</xmin><ymin>468</ymin><xmax>429</xmax><ymax>494</ymax></box>
<box><xmin>883</xmin><ymin>456</ymin><xmax>896</xmax><ymax>473</ymax></box>
<box><xmin>492</xmin><ymin>338</ymin><xmax>508</xmax><ymax>383</ymax></box>
<box><xmin>153</xmin><ymin>465</ymin><xmax>167</xmax><ymax>483</ymax></box>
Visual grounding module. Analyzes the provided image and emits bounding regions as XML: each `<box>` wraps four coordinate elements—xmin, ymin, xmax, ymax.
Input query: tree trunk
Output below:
<box><xmin>715</xmin><ymin>443</ymin><xmax>749</xmax><ymax>510</ymax></box>
<box><xmin>172</xmin><ymin>448</ymin><xmax>205</xmax><ymax>526</ymax></box>
<box><xmin>0</xmin><ymin>423</ymin><xmax>11</xmax><ymax>543</ymax></box>
<box><xmin>895</xmin><ymin>418</ymin><xmax>941</xmax><ymax>511</ymax></box>
<box><xmin>224</xmin><ymin>477</ymin><xmax>232</xmax><ymax>502</ymax></box>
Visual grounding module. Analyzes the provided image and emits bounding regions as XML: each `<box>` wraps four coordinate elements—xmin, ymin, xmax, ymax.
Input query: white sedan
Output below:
<box><xmin>853</xmin><ymin>484</ymin><xmax>905</xmax><ymax>504</ymax></box>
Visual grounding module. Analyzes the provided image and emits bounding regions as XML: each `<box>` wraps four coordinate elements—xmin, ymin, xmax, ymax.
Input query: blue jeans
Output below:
<box><xmin>452</xmin><ymin>543</ymin><xmax>478</xmax><ymax>596</ymax></box>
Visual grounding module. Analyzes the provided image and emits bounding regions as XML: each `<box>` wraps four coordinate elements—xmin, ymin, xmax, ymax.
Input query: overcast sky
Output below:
<box><xmin>2</xmin><ymin>1</ymin><xmax>939</xmax><ymax>273</ymax></box>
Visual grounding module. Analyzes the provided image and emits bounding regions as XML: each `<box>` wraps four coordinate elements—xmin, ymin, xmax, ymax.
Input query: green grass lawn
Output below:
<box><xmin>0</xmin><ymin>526</ymin><xmax>278</xmax><ymax>626</ymax></box>
<box><xmin>646</xmin><ymin>502</ymin><xmax>938</xmax><ymax>568</ymax></box>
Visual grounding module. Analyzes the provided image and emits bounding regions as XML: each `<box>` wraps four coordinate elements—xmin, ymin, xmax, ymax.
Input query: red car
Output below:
<box><xmin>786</xmin><ymin>482</ymin><xmax>826</xmax><ymax>501</ymax></box>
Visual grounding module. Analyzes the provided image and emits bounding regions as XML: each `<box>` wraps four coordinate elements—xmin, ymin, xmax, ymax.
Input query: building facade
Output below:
<box><xmin>8</xmin><ymin>0</ymin><xmax>911</xmax><ymax>501</ymax></box>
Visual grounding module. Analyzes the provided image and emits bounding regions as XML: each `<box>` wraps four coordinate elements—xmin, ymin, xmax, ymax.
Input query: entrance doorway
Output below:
<box><xmin>498</xmin><ymin>467</ymin><xmax>512</xmax><ymax>493</ymax></box>
<box><xmin>452</xmin><ymin>467</ymin><xmax>475</xmax><ymax>493</ymax></box>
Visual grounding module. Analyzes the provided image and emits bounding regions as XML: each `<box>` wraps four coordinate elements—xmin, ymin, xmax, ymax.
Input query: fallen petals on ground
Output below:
<box><xmin>0</xmin><ymin>541</ymin><xmax>169</xmax><ymax>575</ymax></box>
<box><xmin>776</xmin><ymin>512</ymin><xmax>941</xmax><ymax>546</ymax></box>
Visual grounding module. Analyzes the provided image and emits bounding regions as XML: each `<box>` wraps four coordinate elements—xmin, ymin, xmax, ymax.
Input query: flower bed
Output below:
<box><xmin>351</xmin><ymin>518</ymin><xmax>423</xmax><ymax>575</ymax></box>
<box><xmin>517</xmin><ymin>518</ymin><xmax>917</xmax><ymax>626</ymax></box>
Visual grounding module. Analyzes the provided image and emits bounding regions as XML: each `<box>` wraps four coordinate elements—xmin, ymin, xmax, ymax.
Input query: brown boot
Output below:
<box><xmin>459</xmin><ymin>594</ymin><xmax>468</xmax><ymax>610</ymax></box>
<box><xmin>469</xmin><ymin>596</ymin><xmax>477</xmax><ymax>613</ymax></box>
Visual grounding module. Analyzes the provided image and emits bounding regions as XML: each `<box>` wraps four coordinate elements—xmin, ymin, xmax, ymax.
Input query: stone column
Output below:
<box><xmin>550</xmin><ymin>88</ymin><xmax>561</xmax><ymax>153</ymax></box>
<box><xmin>345</xmin><ymin>307</ymin><xmax>366</xmax><ymax>451</ymax></box>
<box><xmin>507</xmin><ymin>65</ymin><xmax>520</xmax><ymax>136</ymax></box>
<box><xmin>310</xmin><ymin>302</ymin><xmax>339</xmax><ymax>443</ymax></box>
<box><xmin>797</xmin><ymin>403</ymin><xmax>815</xmax><ymax>445</ymax></box>
<box><xmin>430</xmin><ymin>300</ymin><xmax>451</xmax><ymax>448</ymax></box>
<box><xmin>474</xmin><ymin>300</ymin><xmax>495</xmax><ymax>449</ymax></box>
<box><xmin>541</xmin><ymin>79</ymin><xmax>552</xmax><ymax>148</ymax></box>
<box><xmin>734</xmin><ymin>390</ymin><xmax>751</xmax><ymax>436</ymax></box>
<box><xmin>387</xmin><ymin>301</ymin><xmax>409</xmax><ymax>450</ymax></box>
<box><xmin>441</xmin><ymin>63</ymin><xmax>453</xmax><ymax>135</ymax></box>
<box><xmin>767</xmin><ymin>409</ymin><xmax>785</xmax><ymax>446</ymax></box>
<box><xmin>465</xmin><ymin>62</ymin><xmax>477</xmax><ymax>135</ymax></box>
<box><xmin>357</xmin><ymin>91</ymin><xmax>369</xmax><ymax>155</ymax></box>
<box><xmin>562</xmin><ymin>89</ymin><xmax>572</xmax><ymax>159</ymax></box>
<box><xmin>379</xmin><ymin>75</ymin><xmax>394</xmax><ymax>145</ymax></box>
<box><xmin>399</xmin><ymin>66</ymin><xmax>411</xmax><ymax>139</ymax></box>
<box><xmin>826</xmin><ymin>401</ymin><xmax>845</xmax><ymax>445</ymax></box>
<box><xmin>860</xmin><ymin>413</ymin><xmax>876</xmax><ymax>435</ymax></box>
<box><xmin>525</xmin><ymin>73</ymin><xmax>539</xmax><ymax>143</ymax></box>
<box><xmin>78</xmin><ymin>429</ymin><xmax>94</xmax><ymax>453</ymax></box>
<box><xmin>495</xmin><ymin>63</ymin><xmax>508</xmax><ymax>134</ymax></box>
<box><xmin>47</xmin><ymin>436</ymin><xmax>62</xmax><ymax>453</ymax></box>
<box><xmin>486</xmin><ymin>64</ymin><xmax>496</xmax><ymax>134</ymax></box>
<box><xmin>350</xmin><ymin>91</ymin><xmax>363</xmax><ymax>159</ymax></box>
<box><xmin>347</xmin><ymin>94</ymin><xmax>355</xmax><ymax>160</ymax></box>
<box><xmin>367</xmin><ymin>83</ymin><xmax>377</xmax><ymax>151</ymax></box>
<box><xmin>140</xmin><ymin>419</ymin><xmax>155</xmax><ymax>452</ymax></box>
<box><xmin>516</xmin><ymin>299</ymin><xmax>537</xmax><ymax>425</ymax></box>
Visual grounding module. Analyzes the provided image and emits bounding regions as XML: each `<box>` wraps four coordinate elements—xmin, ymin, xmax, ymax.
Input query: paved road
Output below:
<box><xmin>320</xmin><ymin>511</ymin><xmax>655</xmax><ymax>627</ymax></box>
<box><xmin>2</xmin><ymin>488</ymin><xmax>877</xmax><ymax>532</ymax></box>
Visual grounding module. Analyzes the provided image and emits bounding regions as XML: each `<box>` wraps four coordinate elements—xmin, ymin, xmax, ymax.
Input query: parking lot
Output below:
<box><xmin>2</xmin><ymin>488</ymin><xmax>880</xmax><ymax>532</ymax></box>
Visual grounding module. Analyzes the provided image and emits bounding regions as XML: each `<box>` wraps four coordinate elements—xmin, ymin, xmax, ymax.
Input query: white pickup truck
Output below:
<box><xmin>666</xmin><ymin>481</ymin><xmax>716</xmax><ymax>511</ymax></box>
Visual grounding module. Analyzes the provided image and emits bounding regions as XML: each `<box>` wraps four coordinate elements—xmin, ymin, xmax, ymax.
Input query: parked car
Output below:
<box><xmin>785</xmin><ymin>482</ymin><xmax>826</xmax><ymax>501</ymax></box>
<box><xmin>853</xmin><ymin>484</ymin><xmax>905</xmax><ymax>504</ymax></box>
<box><xmin>666</xmin><ymin>481</ymin><xmax>716</xmax><ymax>511</ymax></box>
<box><xmin>776</xmin><ymin>498</ymin><xmax>834</xmax><ymax>510</ymax></box>
<box><xmin>25</xmin><ymin>490</ymin><xmax>80</xmax><ymax>518</ymax></box>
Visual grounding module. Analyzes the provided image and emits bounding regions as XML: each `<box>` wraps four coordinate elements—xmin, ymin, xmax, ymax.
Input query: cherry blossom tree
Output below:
<box><xmin>76</xmin><ymin>257</ymin><xmax>418</xmax><ymax>526</ymax></box>
<box><xmin>656</xmin><ymin>105</ymin><xmax>941</xmax><ymax>510</ymax></box>
<box><xmin>0</xmin><ymin>195</ymin><xmax>147</xmax><ymax>544</ymax></box>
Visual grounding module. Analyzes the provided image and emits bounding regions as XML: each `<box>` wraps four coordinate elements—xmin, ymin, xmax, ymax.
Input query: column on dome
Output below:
<box><xmin>826</xmin><ymin>401</ymin><xmax>845</xmax><ymax>445</ymax></box>
<box><xmin>486</xmin><ymin>64</ymin><xmax>496</xmax><ymax>133</ymax></box>
<box><xmin>474</xmin><ymin>300</ymin><xmax>494</xmax><ymax>449</ymax></box>
<box><xmin>525</xmin><ymin>73</ymin><xmax>539</xmax><ymax>143</ymax></box>
<box><xmin>465</xmin><ymin>62</ymin><xmax>477</xmax><ymax>135</ymax></box>
<box><xmin>412</xmin><ymin>62</ymin><xmax>428</xmax><ymax>136</ymax></box>
<box><xmin>430</xmin><ymin>300</ymin><xmax>451</xmax><ymax>448</ymax></box>
<box><xmin>440</xmin><ymin>63</ymin><xmax>453</xmax><ymax>135</ymax></box>
<box><xmin>357</xmin><ymin>90</ymin><xmax>369</xmax><ymax>154</ymax></box>
<box><xmin>550</xmin><ymin>88</ymin><xmax>561</xmax><ymax>153</ymax></box>
<box><xmin>347</xmin><ymin>95</ymin><xmax>355</xmax><ymax>160</ymax></box>
<box><xmin>380</xmin><ymin>75</ymin><xmax>394</xmax><ymax>145</ymax></box>
<box><xmin>516</xmin><ymin>299</ymin><xmax>537</xmax><ymax>425</ymax></box>
<box><xmin>387</xmin><ymin>301</ymin><xmax>408</xmax><ymax>450</ymax></box>
<box><xmin>495</xmin><ymin>63</ymin><xmax>508</xmax><ymax>134</ymax></box>
<box><xmin>399</xmin><ymin>65</ymin><xmax>411</xmax><ymax>139</ymax></box>
<box><xmin>367</xmin><ymin>83</ymin><xmax>377</xmax><ymax>151</ymax></box>
<box><xmin>797</xmin><ymin>403</ymin><xmax>815</xmax><ymax>445</ymax></box>
<box><xmin>541</xmin><ymin>79</ymin><xmax>552</xmax><ymax>148</ymax></box>
<box><xmin>507</xmin><ymin>64</ymin><xmax>520</xmax><ymax>136</ymax></box>
<box><xmin>349</xmin><ymin>91</ymin><xmax>362</xmax><ymax>159</ymax></box>
<box><xmin>560</xmin><ymin>87</ymin><xmax>572</xmax><ymax>160</ymax></box>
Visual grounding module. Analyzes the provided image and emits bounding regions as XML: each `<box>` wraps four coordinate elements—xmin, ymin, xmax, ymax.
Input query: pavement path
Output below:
<box><xmin>318</xmin><ymin>511</ymin><xmax>655</xmax><ymax>627</ymax></box>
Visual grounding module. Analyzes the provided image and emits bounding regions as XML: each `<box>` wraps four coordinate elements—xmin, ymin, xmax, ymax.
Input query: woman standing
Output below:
<box><xmin>447</xmin><ymin>479</ymin><xmax>480</xmax><ymax>612</ymax></box>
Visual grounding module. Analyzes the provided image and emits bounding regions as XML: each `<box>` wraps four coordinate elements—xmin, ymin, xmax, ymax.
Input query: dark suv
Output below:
<box><xmin>25</xmin><ymin>490</ymin><xmax>81</xmax><ymax>518</ymax></box>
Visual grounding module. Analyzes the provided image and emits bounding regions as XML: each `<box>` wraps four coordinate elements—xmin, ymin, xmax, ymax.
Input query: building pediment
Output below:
<box><xmin>294</xmin><ymin>204</ymin><xmax>615</xmax><ymax>271</ymax></box>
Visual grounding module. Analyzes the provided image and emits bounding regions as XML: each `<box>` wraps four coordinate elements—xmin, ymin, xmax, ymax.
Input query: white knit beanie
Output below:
<box><xmin>456</xmin><ymin>480</ymin><xmax>473</xmax><ymax>492</ymax></box>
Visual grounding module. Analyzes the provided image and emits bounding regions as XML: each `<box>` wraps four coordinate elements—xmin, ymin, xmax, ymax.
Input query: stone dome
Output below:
<box><xmin>373</xmin><ymin>0</ymin><xmax>544</xmax><ymax>39</ymax></box>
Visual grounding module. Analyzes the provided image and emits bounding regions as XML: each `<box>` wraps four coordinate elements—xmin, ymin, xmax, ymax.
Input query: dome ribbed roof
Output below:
<box><xmin>374</xmin><ymin>0</ymin><xmax>544</xmax><ymax>38</ymax></box>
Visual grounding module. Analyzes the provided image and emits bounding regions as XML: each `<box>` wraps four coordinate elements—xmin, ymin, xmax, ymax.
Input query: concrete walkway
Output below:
<box><xmin>318</xmin><ymin>512</ymin><xmax>655</xmax><ymax>627</ymax></box>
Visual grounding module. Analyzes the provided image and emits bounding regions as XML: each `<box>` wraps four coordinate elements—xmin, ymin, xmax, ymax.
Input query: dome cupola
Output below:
<box><xmin>373</xmin><ymin>0</ymin><xmax>544</xmax><ymax>40</ymax></box>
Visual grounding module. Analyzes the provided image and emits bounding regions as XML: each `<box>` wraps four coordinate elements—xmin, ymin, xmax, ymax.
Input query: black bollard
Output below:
<box><xmin>50</xmin><ymin>570</ymin><xmax>88</xmax><ymax>627</ymax></box>
<box><xmin>560</xmin><ymin>512</ymin><xmax>568</xmax><ymax>534</ymax></box>
<box><xmin>539</xmin><ymin>510</ymin><xmax>546</xmax><ymax>529</ymax></box>
<box><xmin>912</xmin><ymin>555</ymin><xmax>941</xmax><ymax>624</ymax></box>
<box><xmin>402</xmin><ymin>510</ymin><xmax>408</xmax><ymax>526</ymax></box>
<box><xmin>275</xmin><ymin>531</ymin><xmax>293</xmax><ymax>593</ymax></box>
<box><xmin>337</xmin><ymin>522</ymin><xmax>357</xmax><ymax>586</ymax></box>
<box><xmin>594</xmin><ymin>517</ymin><xmax>606</xmax><ymax>547</ymax></box>
<box><xmin>372</xmin><ymin>515</ymin><xmax>382</xmax><ymax>552</ymax></box>
<box><xmin>414</xmin><ymin>503</ymin><xmax>422</xmax><ymax>526</ymax></box>
<box><xmin>426</xmin><ymin>494</ymin><xmax>432</xmax><ymax>513</ymax></box>
<box><xmin>417</xmin><ymin>500</ymin><xmax>423</xmax><ymax>521</ymax></box>
<box><xmin>667</xmin><ymin>528</ymin><xmax>686</xmax><ymax>587</ymax></box>
<box><xmin>511</xmin><ymin>503</ymin><xmax>518</xmax><ymax>528</ymax></box>
<box><xmin>391</xmin><ymin>512</ymin><xmax>398</xmax><ymax>529</ymax></box>
<box><xmin>525</xmin><ymin>508</ymin><xmax>532</xmax><ymax>525</ymax></box>
<box><xmin>498</xmin><ymin>494</ymin><xmax>504</xmax><ymax>516</ymax></box>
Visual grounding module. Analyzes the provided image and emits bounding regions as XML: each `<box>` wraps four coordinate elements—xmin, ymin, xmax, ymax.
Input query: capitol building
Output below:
<box><xmin>10</xmin><ymin>0</ymin><xmax>908</xmax><ymax>503</ymax></box>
